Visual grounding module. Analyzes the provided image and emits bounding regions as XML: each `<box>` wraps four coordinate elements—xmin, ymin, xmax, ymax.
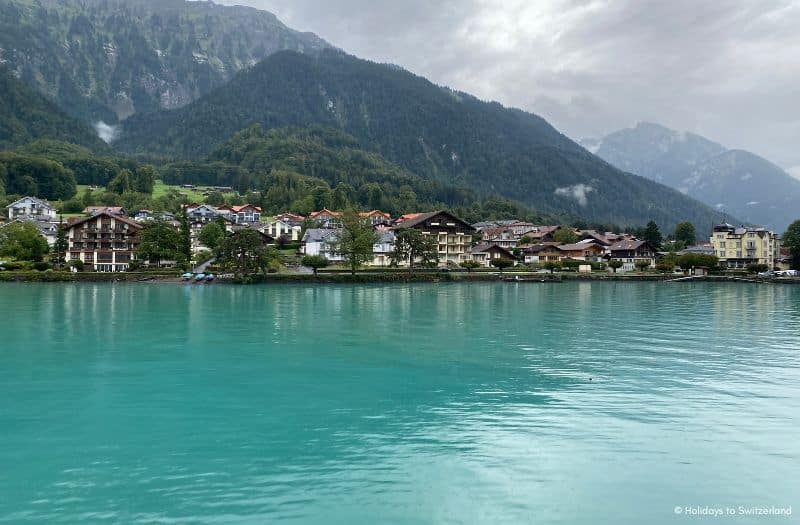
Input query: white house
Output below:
<box><xmin>301</xmin><ymin>228</ymin><xmax>344</xmax><ymax>262</ymax></box>
<box><xmin>264</xmin><ymin>219</ymin><xmax>302</xmax><ymax>241</ymax></box>
<box><xmin>371</xmin><ymin>230</ymin><xmax>395</xmax><ymax>266</ymax></box>
<box><xmin>7</xmin><ymin>197</ymin><xmax>56</xmax><ymax>221</ymax></box>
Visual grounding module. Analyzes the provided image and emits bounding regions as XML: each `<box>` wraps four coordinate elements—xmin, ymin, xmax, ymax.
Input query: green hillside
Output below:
<box><xmin>118</xmin><ymin>49</ymin><xmax>721</xmax><ymax>229</ymax></box>
<box><xmin>0</xmin><ymin>68</ymin><xmax>107</xmax><ymax>151</ymax></box>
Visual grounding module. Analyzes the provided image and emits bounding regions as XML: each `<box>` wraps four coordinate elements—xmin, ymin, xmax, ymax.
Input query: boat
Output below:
<box><xmin>194</xmin><ymin>273</ymin><xmax>206</xmax><ymax>282</ymax></box>
<box><xmin>181</xmin><ymin>272</ymin><xmax>193</xmax><ymax>281</ymax></box>
<box><xmin>205</xmin><ymin>274</ymin><xmax>215</xmax><ymax>282</ymax></box>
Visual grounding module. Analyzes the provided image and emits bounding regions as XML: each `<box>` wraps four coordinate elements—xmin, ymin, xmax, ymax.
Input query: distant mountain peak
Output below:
<box><xmin>591</xmin><ymin>122</ymin><xmax>800</xmax><ymax>231</ymax></box>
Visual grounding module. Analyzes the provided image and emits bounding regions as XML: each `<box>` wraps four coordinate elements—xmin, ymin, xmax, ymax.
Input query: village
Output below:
<box><xmin>1</xmin><ymin>195</ymin><xmax>796</xmax><ymax>279</ymax></box>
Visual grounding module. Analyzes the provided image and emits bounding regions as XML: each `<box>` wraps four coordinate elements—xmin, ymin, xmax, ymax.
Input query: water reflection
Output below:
<box><xmin>0</xmin><ymin>282</ymin><xmax>798</xmax><ymax>524</ymax></box>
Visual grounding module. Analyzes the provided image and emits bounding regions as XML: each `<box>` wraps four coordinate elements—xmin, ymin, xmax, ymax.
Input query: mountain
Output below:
<box><xmin>0</xmin><ymin>0</ymin><xmax>329</xmax><ymax>126</ymax></box>
<box><xmin>169</xmin><ymin>124</ymin><xmax>555</xmax><ymax>221</ymax></box>
<box><xmin>0</xmin><ymin>67</ymin><xmax>107</xmax><ymax>151</ymax></box>
<box><xmin>116</xmin><ymin>49</ymin><xmax>720</xmax><ymax>230</ymax></box>
<box><xmin>586</xmin><ymin>122</ymin><xmax>800</xmax><ymax>231</ymax></box>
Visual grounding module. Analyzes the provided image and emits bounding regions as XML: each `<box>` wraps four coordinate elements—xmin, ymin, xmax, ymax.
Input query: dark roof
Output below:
<box><xmin>558</xmin><ymin>242</ymin><xmax>604</xmax><ymax>251</ymax></box>
<box><xmin>610</xmin><ymin>240</ymin><xmax>652</xmax><ymax>251</ymax></box>
<box><xmin>66</xmin><ymin>211</ymin><xmax>141</xmax><ymax>230</ymax></box>
<box><xmin>392</xmin><ymin>210</ymin><xmax>475</xmax><ymax>231</ymax></box>
<box><xmin>471</xmin><ymin>243</ymin><xmax>514</xmax><ymax>256</ymax></box>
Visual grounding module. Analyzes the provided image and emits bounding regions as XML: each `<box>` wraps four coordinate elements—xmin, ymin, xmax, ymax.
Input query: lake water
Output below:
<box><xmin>0</xmin><ymin>282</ymin><xmax>798</xmax><ymax>524</ymax></box>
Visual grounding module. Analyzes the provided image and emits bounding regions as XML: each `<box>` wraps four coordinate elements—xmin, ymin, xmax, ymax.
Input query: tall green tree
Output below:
<box><xmin>132</xmin><ymin>165</ymin><xmax>157</xmax><ymax>194</ymax></box>
<box><xmin>673</xmin><ymin>221</ymin><xmax>697</xmax><ymax>247</ymax></box>
<box><xmin>390</xmin><ymin>228</ymin><xmax>439</xmax><ymax>270</ymax></box>
<box><xmin>217</xmin><ymin>229</ymin><xmax>276</xmax><ymax>277</ymax></box>
<box><xmin>135</xmin><ymin>220</ymin><xmax>181</xmax><ymax>267</ymax></box>
<box><xmin>328</xmin><ymin>209</ymin><xmax>378</xmax><ymax>275</ymax></box>
<box><xmin>107</xmin><ymin>169</ymin><xmax>134</xmax><ymax>194</ymax></box>
<box><xmin>178</xmin><ymin>212</ymin><xmax>192</xmax><ymax>264</ymax></box>
<box><xmin>643</xmin><ymin>220</ymin><xmax>663</xmax><ymax>250</ymax></box>
<box><xmin>783</xmin><ymin>220</ymin><xmax>800</xmax><ymax>270</ymax></box>
<box><xmin>53</xmin><ymin>218</ymin><xmax>68</xmax><ymax>268</ymax></box>
<box><xmin>198</xmin><ymin>222</ymin><xmax>225</xmax><ymax>251</ymax></box>
<box><xmin>0</xmin><ymin>221</ymin><xmax>49</xmax><ymax>261</ymax></box>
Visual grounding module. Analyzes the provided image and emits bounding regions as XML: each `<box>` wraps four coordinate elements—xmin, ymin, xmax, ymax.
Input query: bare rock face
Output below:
<box><xmin>0</xmin><ymin>0</ymin><xmax>330</xmax><ymax>123</ymax></box>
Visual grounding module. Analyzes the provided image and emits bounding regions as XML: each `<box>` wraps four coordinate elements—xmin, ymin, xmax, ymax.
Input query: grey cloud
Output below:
<box><xmin>220</xmin><ymin>0</ymin><xmax>800</xmax><ymax>169</ymax></box>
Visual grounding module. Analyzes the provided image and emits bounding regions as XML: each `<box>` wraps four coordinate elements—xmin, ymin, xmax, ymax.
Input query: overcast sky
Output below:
<box><xmin>219</xmin><ymin>0</ymin><xmax>800</xmax><ymax>177</ymax></box>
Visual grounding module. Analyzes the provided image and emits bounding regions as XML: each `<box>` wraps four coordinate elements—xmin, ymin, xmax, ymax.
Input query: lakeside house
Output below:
<box><xmin>371</xmin><ymin>229</ymin><xmax>396</xmax><ymax>266</ymax></box>
<box><xmin>393</xmin><ymin>210</ymin><xmax>475</xmax><ymax>267</ymax></box>
<box><xmin>608</xmin><ymin>240</ymin><xmax>658</xmax><ymax>271</ymax></box>
<box><xmin>7</xmin><ymin>196</ymin><xmax>56</xmax><ymax>221</ymax></box>
<box><xmin>711</xmin><ymin>223</ymin><xmax>779</xmax><ymax>269</ymax></box>
<box><xmin>301</xmin><ymin>228</ymin><xmax>344</xmax><ymax>262</ymax></box>
<box><xmin>470</xmin><ymin>243</ymin><xmax>515</xmax><ymax>267</ymax></box>
<box><xmin>65</xmin><ymin>212</ymin><xmax>141</xmax><ymax>272</ymax></box>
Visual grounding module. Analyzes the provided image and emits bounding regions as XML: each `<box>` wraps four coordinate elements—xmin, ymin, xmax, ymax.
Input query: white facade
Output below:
<box><xmin>7</xmin><ymin>197</ymin><xmax>56</xmax><ymax>220</ymax></box>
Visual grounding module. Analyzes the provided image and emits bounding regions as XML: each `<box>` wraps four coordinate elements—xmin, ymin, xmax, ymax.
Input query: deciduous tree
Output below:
<box><xmin>0</xmin><ymin>221</ymin><xmax>49</xmax><ymax>261</ymax></box>
<box><xmin>784</xmin><ymin>220</ymin><xmax>800</xmax><ymax>270</ymax></box>
<box><xmin>390</xmin><ymin>228</ymin><xmax>439</xmax><ymax>271</ymax></box>
<box><xmin>328</xmin><ymin>209</ymin><xmax>378</xmax><ymax>275</ymax></box>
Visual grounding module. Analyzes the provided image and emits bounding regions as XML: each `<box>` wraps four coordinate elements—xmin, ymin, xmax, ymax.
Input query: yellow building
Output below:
<box><xmin>711</xmin><ymin>223</ymin><xmax>780</xmax><ymax>269</ymax></box>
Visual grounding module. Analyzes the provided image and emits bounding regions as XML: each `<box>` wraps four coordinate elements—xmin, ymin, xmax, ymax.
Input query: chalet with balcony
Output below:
<box><xmin>608</xmin><ymin>240</ymin><xmax>657</xmax><ymax>271</ymax></box>
<box><xmin>65</xmin><ymin>212</ymin><xmax>141</xmax><ymax>272</ymax></box>
<box><xmin>470</xmin><ymin>243</ymin><xmax>515</xmax><ymax>267</ymax></box>
<box><xmin>392</xmin><ymin>210</ymin><xmax>475</xmax><ymax>266</ymax></box>
<box><xmin>309</xmin><ymin>209</ymin><xmax>342</xmax><ymax>228</ymax></box>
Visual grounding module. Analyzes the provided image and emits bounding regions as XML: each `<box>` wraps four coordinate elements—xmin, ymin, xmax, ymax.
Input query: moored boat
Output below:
<box><xmin>194</xmin><ymin>273</ymin><xmax>206</xmax><ymax>282</ymax></box>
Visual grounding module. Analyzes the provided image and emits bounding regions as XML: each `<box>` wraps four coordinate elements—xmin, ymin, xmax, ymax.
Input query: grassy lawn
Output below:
<box><xmin>152</xmin><ymin>180</ymin><xmax>238</xmax><ymax>203</ymax></box>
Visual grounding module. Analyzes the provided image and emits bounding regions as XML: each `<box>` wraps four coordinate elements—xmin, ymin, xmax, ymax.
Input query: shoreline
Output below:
<box><xmin>1</xmin><ymin>271</ymin><xmax>799</xmax><ymax>285</ymax></box>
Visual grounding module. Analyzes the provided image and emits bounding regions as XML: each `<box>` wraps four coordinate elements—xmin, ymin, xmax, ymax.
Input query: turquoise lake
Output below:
<box><xmin>0</xmin><ymin>282</ymin><xmax>798</xmax><ymax>524</ymax></box>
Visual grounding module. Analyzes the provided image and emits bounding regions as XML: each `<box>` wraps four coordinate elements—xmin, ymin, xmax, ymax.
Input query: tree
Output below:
<box><xmin>784</xmin><ymin>220</ymin><xmax>800</xmax><ymax>270</ymax></box>
<box><xmin>53</xmin><ymin>218</ymin><xmax>68</xmax><ymax>268</ymax></box>
<box><xmin>608</xmin><ymin>260</ymin><xmax>624</xmax><ymax>273</ymax></box>
<box><xmin>301</xmin><ymin>255</ymin><xmax>329</xmax><ymax>275</ymax></box>
<box><xmin>676</xmin><ymin>253</ymin><xmax>719</xmax><ymax>271</ymax></box>
<box><xmin>643</xmin><ymin>220</ymin><xmax>663</xmax><ymax>250</ymax></box>
<box><xmin>177</xmin><ymin>212</ymin><xmax>192</xmax><ymax>265</ymax></box>
<box><xmin>542</xmin><ymin>261</ymin><xmax>562</xmax><ymax>273</ymax></box>
<box><xmin>634</xmin><ymin>259</ymin><xmax>651</xmax><ymax>272</ymax></box>
<box><xmin>673</xmin><ymin>221</ymin><xmax>697</xmax><ymax>247</ymax></box>
<box><xmin>460</xmin><ymin>260</ymin><xmax>480</xmax><ymax>272</ymax></box>
<box><xmin>135</xmin><ymin>220</ymin><xmax>181</xmax><ymax>267</ymax></box>
<box><xmin>746</xmin><ymin>263</ymin><xmax>769</xmax><ymax>274</ymax></box>
<box><xmin>206</xmin><ymin>191</ymin><xmax>226</xmax><ymax>206</ymax></box>
<box><xmin>217</xmin><ymin>229</ymin><xmax>276</xmax><ymax>277</ymax></box>
<box><xmin>553</xmin><ymin>228</ymin><xmax>579</xmax><ymax>244</ymax></box>
<box><xmin>132</xmin><ymin>165</ymin><xmax>157</xmax><ymax>194</ymax></box>
<box><xmin>390</xmin><ymin>228</ymin><xmax>439</xmax><ymax>270</ymax></box>
<box><xmin>0</xmin><ymin>221</ymin><xmax>49</xmax><ymax>261</ymax></box>
<box><xmin>328</xmin><ymin>209</ymin><xmax>378</xmax><ymax>275</ymax></box>
<box><xmin>107</xmin><ymin>169</ymin><xmax>134</xmax><ymax>194</ymax></box>
<box><xmin>491</xmin><ymin>258</ymin><xmax>513</xmax><ymax>272</ymax></box>
<box><xmin>519</xmin><ymin>235</ymin><xmax>533</xmax><ymax>245</ymax></box>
